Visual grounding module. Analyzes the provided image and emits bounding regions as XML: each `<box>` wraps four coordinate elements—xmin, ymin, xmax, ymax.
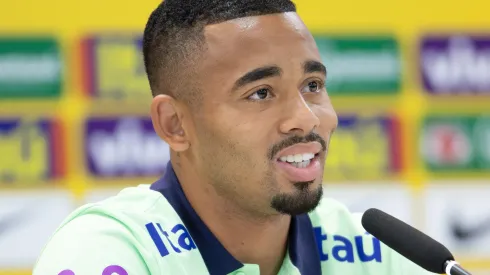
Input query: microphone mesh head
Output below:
<box><xmin>361</xmin><ymin>208</ymin><xmax>454</xmax><ymax>273</ymax></box>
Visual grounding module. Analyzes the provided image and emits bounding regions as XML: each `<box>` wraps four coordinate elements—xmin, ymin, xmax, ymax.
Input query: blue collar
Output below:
<box><xmin>151</xmin><ymin>162</ymin><xmax>321</xmax><ymax>275</ymax></box>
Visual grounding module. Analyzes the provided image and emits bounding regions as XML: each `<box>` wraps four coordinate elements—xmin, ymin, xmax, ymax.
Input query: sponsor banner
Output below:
<box><xmin>0</xmin><ymin>118</ymin><xmax>64</xmax><ymax>184</ymax></box>
<box><xmin>0</xmin><ymin>272</ymin><xmax>31</xmax><ymax>275</ymax></box>
<box><xmin>323</xmin><ymin>115</ymin><xmax>402</xmax><ymax>181</ymax></box>
<box><xmin>84</xmin><ymin>116</ymin><xmax>170</xmax><ymax>178</ymax></box>
<box><xmin>423</xmin><ymin>182</ymin><xmax>490</xmax><ymax>259</ymax></box>
<box><xmin>325</xmin><ymin>183</ymin><xmax>414</xmax><ymax>225</ymax></box>
<box><xmin>0</xmin><ymin>190</ymin><xmax>75</xmax><ymax>268</ymax></box>
<box><xmin>82</xmin><ymin>35</ymin><xmax>151</xmax><ymax>100</ymax></box>
<box><xmin>314</xmin><ymin>36</ymin><xmax>401</xmax><ymax>95</ymax></box>
<box><xmin>420</xmin><ymin>115</ymin><xmax>490</xmax><ymax>172</ymax></box>
<box><xmin>0</xmin><ymin>37</ymin><xmax>62</xmax><ymax>99</ymax></box>
<box><xmin>420</xmin><ymin>35</ymin><xmax>490</xmax><ymax>95</ymax></box>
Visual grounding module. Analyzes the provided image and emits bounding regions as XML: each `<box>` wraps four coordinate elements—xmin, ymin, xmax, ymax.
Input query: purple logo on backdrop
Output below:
<box><xmin>84</xmin><ymin>117</ymin><xmax>170</xmax><ymax>177</ymax></box>
<box><xmin>420</xmin><ymin>35</ymin><xmax>490</xmax><ymax>94</ymax></box>
<box><xmin>58</xmin><ymin>265</ymin><xmax>128</xmax><ymax>275</ymax></box>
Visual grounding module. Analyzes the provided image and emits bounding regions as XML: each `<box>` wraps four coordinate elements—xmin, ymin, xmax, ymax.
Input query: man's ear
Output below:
<box><xmin>150</xmin><ymin>94</ymin><xmax>190</xmax><ymax>152</ymax></box>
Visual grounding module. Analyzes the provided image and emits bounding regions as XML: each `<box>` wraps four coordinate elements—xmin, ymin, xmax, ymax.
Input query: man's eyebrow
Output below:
<box><xmin>304</xmin><ymin>60</ymin><xmax>327</xmax><ymax>76</ymax></box>
<box><xmin>232</xmin><ymin>65</ymin><xmax>282</xmax><ymax>91</ymax></box>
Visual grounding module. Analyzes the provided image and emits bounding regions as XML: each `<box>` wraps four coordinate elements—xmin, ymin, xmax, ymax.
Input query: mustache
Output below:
<box><xmin>268</xmin><ymin>132</ymin><xmax>327</xmax><ymax>160</ymax></box>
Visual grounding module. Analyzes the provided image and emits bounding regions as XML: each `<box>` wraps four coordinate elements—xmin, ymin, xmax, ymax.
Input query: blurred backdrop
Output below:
<box><xmin>0</xmin><ymin>0</ymin><xmax>489</xmax><ymax>274</ymax></box>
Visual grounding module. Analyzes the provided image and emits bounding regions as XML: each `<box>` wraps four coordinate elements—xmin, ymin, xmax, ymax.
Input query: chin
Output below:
<box><xmin>283</xmin><ymin>177</ymin><xmax>321</xmax><ymax>192</ymax></box>
<box><xmin>270</xmin><ymin>183</ymin><xmax>323</xmax><ymax>216</ymax></box>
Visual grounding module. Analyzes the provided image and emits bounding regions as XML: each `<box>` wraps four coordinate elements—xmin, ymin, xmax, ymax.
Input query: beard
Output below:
<box><xmin>270</xmin><ymin>182</ymin><xmax>323</xmax><ymax>216</ymax></box>
<box><xmin>267</xmin><ymin>132</ymin><xmax>327</xmax><ymax>216</ymax></box>
<box><xmin>194</xmin><ymin>119</ymin><xmax>327</xmax><ymax>217</ymax></box>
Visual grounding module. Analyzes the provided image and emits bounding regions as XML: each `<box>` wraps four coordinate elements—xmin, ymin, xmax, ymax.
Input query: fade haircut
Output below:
<box><xmin>142</xmin><ymin>0</ymin><xmax>296</xmax><ymax>105</ymax></box>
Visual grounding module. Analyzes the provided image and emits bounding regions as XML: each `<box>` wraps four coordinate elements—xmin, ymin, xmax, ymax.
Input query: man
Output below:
<box><xmin>34</xmin><ymin>0</ymin><xmax>433</xmax><ymax>274</ymax></box>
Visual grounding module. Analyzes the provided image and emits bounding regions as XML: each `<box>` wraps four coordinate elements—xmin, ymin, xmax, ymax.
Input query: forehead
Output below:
<box><xmin>200</xmin><ymin>13</ymin><xmax>320</xmax><ymax>78</ymax></box>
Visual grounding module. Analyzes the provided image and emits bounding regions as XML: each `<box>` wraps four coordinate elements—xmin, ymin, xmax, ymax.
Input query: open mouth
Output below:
<box><xmin>277</xmin><ymin>153</ymin><xmax>320</xmax><ymax>168</ymax></box>
<box><xmin>273</xmin><ymin>142</ymin><xmax>324</xmax><ymax>182</ymax></box>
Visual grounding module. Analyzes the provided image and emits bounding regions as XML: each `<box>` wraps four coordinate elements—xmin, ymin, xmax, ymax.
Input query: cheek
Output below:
<box><xmin>211</xmin><ymin>107</ymin><xmax>273</xmax><ymax>146</ymax></box>
<box><xmin>206</xmin><ymin>123</ymin><xmax>271</xmax><ymax>175</ymax></box>
<box><xmin>196</xmin><ymin>116</ymin><xmax>243</xmax><ymax>158</ymax></box>
<box><xmin>314</xmin><ymin>103</ymin><xmax>337</xmax><ymax>134</ymax></box>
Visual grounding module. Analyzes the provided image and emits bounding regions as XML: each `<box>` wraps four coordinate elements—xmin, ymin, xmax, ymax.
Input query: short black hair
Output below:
<box><xmin>142</xmin><ymin>0</ymin><xmax>296</xmax><ymax>103</ymax></box>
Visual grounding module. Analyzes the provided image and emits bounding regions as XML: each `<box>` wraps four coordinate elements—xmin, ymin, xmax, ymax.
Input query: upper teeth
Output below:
<box><xmin>279</xmin><ymin>153</ymin><xmax>315</xmax><ymax>163</ymax></box>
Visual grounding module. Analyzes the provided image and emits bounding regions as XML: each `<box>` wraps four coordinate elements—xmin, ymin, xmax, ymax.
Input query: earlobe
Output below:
<box><xmin>150</xmin><ymin>95</ymin><xmax>190</xmax><ymax>152</ymax></box>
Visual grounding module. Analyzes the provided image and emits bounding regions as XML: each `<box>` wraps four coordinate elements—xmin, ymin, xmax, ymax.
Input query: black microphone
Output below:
<box><xmin>361</xmin><ymin>208</ymin><xmax>472</xmax><ymax>275</ymax></box>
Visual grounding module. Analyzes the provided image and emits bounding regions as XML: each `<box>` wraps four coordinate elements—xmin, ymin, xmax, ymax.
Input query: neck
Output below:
<box><xmin>174</xmin><ymin>163</ymin><xmax>290</xmax><ymax>275</ymax></box>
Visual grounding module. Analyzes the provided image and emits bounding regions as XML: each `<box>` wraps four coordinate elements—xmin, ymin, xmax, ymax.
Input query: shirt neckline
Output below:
<box><xmin>150</xmin><ymin>162</ymin><xmax>321</xmax><ymax>275</ymax></box>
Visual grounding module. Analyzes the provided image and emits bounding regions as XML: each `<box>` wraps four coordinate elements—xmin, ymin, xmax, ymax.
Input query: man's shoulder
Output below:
<box><xmin>57</xmin><ymin>185</ymin><xmax>179</xmax><ymax>235</ymax></box>
<box><xmin>309</xmin><ymin>196</ymin><xmax>365</xmax><ymax>235</ymax></box>
<box><xmin>34</xmin><ymin>186</ymin><xmax>174</xmax><ymax>275</ymax></box>
<box><xmin>87</xmin><ymin>185</ymin><xmax>163</xmax><ymax>212</ymax></box>
<box><xmin>36</xmin><ymin>185</ymin><xmax>209</xmax><ymax>275</ymax></box>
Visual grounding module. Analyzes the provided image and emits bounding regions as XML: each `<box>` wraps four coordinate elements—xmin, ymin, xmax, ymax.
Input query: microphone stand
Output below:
<box><xmin>443</xmin><ymin>260</ymin><xmax>472</xmax><ymax>275</ymax></box>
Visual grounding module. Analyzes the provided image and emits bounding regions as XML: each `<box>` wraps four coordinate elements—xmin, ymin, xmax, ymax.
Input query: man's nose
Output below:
<box><xmin>279</xmin><ymin>95</ymin><xmax>321</xmax><ymax>136</ymax></box>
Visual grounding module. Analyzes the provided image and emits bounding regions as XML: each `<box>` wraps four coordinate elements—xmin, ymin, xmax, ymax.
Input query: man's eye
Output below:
<box><xmin>248</xmin><ymin>88</ymin><xmax>272</xmax><ymax>101</ymax></box>
<box><xmin>302</xmin><ymin>81</ymin><xmax>323</xmax><ymax>93</ymax></box>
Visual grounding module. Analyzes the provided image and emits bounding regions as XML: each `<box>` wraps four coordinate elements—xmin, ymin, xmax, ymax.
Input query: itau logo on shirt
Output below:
<box><xmin>420</xmin><ymin>35</ymin><xmax>490</xmax><ymax>94</ymax></box>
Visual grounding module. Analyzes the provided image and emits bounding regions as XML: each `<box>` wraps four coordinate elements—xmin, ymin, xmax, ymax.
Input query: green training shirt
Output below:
<box><xmin>33</xmin><ymin>163</ymin><xmax>434</xmax><ymax>275</ymax></box>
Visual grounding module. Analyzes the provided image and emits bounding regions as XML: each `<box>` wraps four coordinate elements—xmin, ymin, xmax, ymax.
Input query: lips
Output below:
<box><xmin>276</xmin><ymin>142</ymin><xmax>323</xmax><ymax>159</ymax></box>
<box><xmin>274</xmin><ymin>142</ymin><xmax>324</xmax><ymax>182</ymax></box>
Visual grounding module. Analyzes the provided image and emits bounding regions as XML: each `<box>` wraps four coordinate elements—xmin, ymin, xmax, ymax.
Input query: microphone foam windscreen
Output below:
<box><xmin>361</xmin><ymin>208</ymin><xmax>454</xmax><ymax>273</ymax></box>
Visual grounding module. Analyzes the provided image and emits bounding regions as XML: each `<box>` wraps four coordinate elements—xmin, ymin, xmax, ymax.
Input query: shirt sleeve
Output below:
<box><xmin>33</xmin><ymin>213</ymin><xmax>152</xmax><ymax>275</ymax></box>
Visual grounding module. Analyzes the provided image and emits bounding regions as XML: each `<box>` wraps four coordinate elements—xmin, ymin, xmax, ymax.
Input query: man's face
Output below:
<box><xmin>186</xmin><ymin>13</ymin><xmax>337</xmax><ymax>216</ymax></box>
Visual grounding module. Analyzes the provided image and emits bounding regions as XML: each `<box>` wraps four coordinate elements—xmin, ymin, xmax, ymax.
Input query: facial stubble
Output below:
<box><xmin>270</xmin><ymin>181</ymin><xmax>323</xmax><ymax>216</ymax></box>
<box><xmin>197</xmin><ymin>117</ymin><xmax>327</xmax><ymax>217</ymax></box>
<box><xmin>268</xmin><ymin>132</ymin><xmax>327</xmax><ymax>216</ymax></box>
